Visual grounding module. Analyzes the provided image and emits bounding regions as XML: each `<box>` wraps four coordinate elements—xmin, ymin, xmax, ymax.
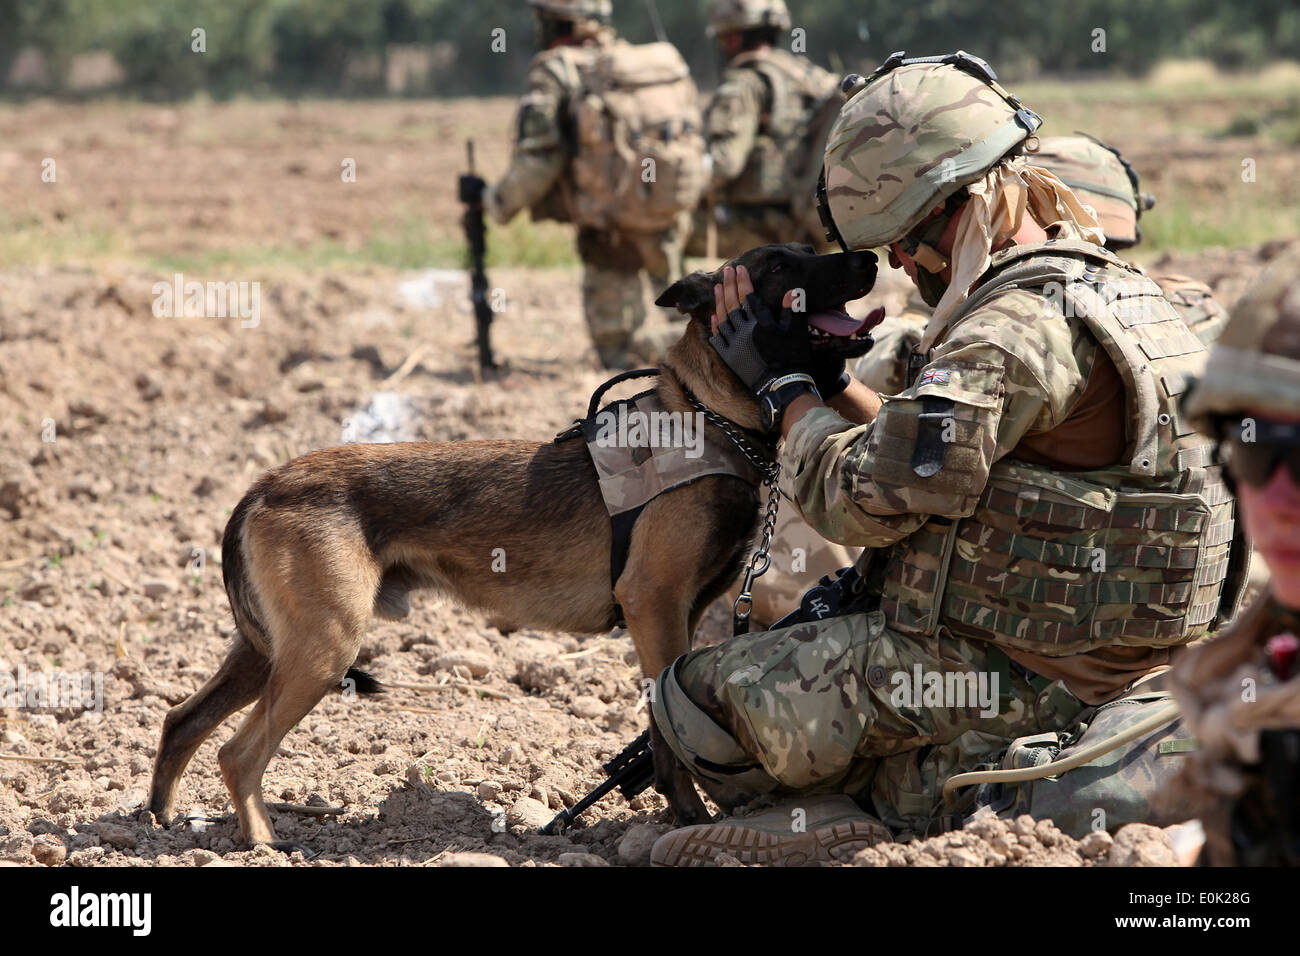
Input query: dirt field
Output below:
<box><xmin>0</xmin><ymin>90</ymin><xmax>1296</xmax><ymax>867</ymax></box>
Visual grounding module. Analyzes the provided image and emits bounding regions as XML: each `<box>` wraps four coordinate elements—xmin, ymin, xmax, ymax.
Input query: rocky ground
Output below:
<box><xmin>0</xmin><ymin>237</ymin><xmax>1286</xmax><ymax>867</ymax></box>
<box><xmin>0</xmin><ymin>97</ymin><xmax>1295</xmax><ymax>867</ymax></box>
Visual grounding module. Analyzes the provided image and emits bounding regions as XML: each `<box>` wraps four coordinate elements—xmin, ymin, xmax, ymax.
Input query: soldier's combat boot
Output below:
<box><xmin>650</xmin><ymin>794</ymin><xmax>889</xmax><ymax>867</ymax></box>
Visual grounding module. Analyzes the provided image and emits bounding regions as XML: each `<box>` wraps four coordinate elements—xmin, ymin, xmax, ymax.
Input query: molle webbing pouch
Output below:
<box><xmin>931</xmin><ymin>465</ymin><xmax>1226</xmax><ymax>654</ymax></box>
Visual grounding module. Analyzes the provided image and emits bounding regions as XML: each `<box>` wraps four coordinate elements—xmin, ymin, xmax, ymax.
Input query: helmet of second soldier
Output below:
<box><xmin>1033</xmin><ymin>135</ymin><xmax>1144</xmax><ymax>249</ymax></box>
<box><xmin>707</xmin><ymin>0</ymin><xmax>792</xmax><ymax>36</ymax></box>
<box><xmin>821</xmin><ymin>60</ymin><xmax>1037</xmax><ymax>251</ymax></box>
<box><xmin>1183</xmin><ymin>248</ymin><xmax>1300</xmax><ymax>432</ymax></box>
<box><xmin>528</xmin><ymin>0</ymin><xmax>612</xmax><ymax>19</ymax></box>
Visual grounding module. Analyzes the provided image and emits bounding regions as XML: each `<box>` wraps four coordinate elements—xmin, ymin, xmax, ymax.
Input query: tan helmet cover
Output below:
<box><xmin>528</xmin><ymin>0</ymin><xmax>612</xmax><ymax>21</ymax></box>
<box><xmin>707</xmin><ymin>0</ymin><xmax>792</xmax><ymax>35</ymax></box>
<box><xmin>822</xmin><ymin>59</ymin><xmax>1038</xmax><ymax>250</ymax></box>
<box><xmin>1033</xmin><ymin>134</ymin><xmax>1142</xmax><ymax>246</ymax></box>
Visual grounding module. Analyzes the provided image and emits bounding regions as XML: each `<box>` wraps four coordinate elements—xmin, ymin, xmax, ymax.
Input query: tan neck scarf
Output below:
<box><xmin>920</xmin><ymin>156</ymin><xmax>1107</xmax><ymax>351</ymax></box>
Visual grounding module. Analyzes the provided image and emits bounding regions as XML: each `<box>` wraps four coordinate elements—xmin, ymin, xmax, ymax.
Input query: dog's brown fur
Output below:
<box><xmin>148</xmin><ymin>243</ymin><xmax>877</xmax><ymax>846</ymax></box>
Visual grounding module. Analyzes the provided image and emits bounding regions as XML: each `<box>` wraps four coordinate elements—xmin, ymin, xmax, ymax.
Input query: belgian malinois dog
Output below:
<box><xmin>148</xmin><ymin>243</ymin><xmax>879</xmax><ymax>847</ymax></box>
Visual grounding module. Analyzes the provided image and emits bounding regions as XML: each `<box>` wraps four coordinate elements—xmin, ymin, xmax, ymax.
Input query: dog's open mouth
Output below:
<box><xmin>807</xmin><ymin>306</ymin><xmax>866</xmax><ymax>338</ymax></box>
<box><xmin>806</xmin><ymin>304</ymin><xmax>883</xmax><ymax>359</ymax></box>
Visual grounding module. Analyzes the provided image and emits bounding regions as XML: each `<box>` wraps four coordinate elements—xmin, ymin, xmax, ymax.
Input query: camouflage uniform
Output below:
<box><xmin>484</xmin><ymin>1</ymin><xmax>693</xmax><ymax>368</ymax></box>
<box><xmin>760</xmin><ymin>136</ymin><xmax>1231</xmax><ymax>627</ymax></box>
<box><xmin>690</xmin><ymin>0</ymin><xmax>841</xmax><ymax>256</ymax></box>
<box><xmin>653</xmin><ymin>58</ymin><xmax>1240</xmax><ymax>847</ymax></box>
<box><xmin>1171</xmin><ymin>247</ymin><xmax>1300</xmax><ymax>866</ymax></box>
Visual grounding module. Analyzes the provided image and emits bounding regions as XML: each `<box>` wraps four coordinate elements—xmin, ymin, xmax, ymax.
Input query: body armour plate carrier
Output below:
<box><xmin>880</xmin><ymin>240</ymin><xmax>1248</xmax><ymax>656</ymax></box>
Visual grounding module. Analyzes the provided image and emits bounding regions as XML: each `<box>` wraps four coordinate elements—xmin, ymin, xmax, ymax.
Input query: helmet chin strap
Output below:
<box><xmin>900</xmin><ymin>193</ymin><xmax>963</xmax><ymax>306</ymax></box>
<box><xmin>910</xmin><ymin>242</ymin><xmax>949</xmax><ymax>276</ymax></box>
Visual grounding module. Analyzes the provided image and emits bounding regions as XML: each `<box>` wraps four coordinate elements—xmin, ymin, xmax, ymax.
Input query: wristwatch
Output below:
<box><xmin>758</xmin><ymin>373</ymin><xmax>821</xmax><ymax>433</ymax></box>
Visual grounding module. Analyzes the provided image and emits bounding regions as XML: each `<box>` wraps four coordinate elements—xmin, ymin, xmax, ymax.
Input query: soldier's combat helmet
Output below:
<box><xmin>1183</xmin><ymin>247</ymin><xmax>1300</xmax><ymax>430</ymax></box>
<box><xmin>1033</xmin><ymin>134</ymin><xmax>1155</xmax><ymax>250</ymax></box>
<box><xmin>816</xmin><ymin>51</ymin><xmax>1042</xmax><ymax>252</ymax></box>
<box><xmin>707</xmin><ymin>0</ymin><xmax>792</xmax><ymax>36</ymax></box>
<box><xmin>527</xmin><ymin>0</ymin><xmax>612</xmax><ymax>21</ymax></box>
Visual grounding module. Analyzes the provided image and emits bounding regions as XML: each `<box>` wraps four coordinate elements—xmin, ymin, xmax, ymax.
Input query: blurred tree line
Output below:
<box><xmin>2</xmin><ymin>0</ymin><xmax>1298</xmax><ymax>98</ymax></box>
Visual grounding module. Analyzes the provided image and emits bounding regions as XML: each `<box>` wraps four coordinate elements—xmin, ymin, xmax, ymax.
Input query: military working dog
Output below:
<box><xmin>148</xmin><ymin>242</ymin><xmax>879</xmax><ymax>846</ymax></box>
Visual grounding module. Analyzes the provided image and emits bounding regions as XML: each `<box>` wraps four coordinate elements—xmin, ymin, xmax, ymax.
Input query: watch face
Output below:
<box><xmin>760</xmin><ymin>396</ymin><xmax>778</xmax><ymax>432</ymax></box>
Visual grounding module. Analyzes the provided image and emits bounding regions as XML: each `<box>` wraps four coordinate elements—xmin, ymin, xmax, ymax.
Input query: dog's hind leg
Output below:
<box><xmin>217</xmin><ymin>622</ymin><xmax>363</xmax><ymax>847</ymax></box>
<box><xmin>148</xmin><ymin>634</ymin><xmax>272</xmax><ymax>825</ymax></box>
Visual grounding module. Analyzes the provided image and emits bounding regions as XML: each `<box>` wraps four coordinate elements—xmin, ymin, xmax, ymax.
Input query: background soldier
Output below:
<box><xmin>690</xmin><ymin>0</ymin><xmax>842</xmax><ymax>257</ymax></box>
<box><xmin>1172</xmin><ymin>247</ymin><xmax>1300</xmax><ymax>866</ymax></box>
<box><xmin>466</xmin><ymin>0</ymin><xmax>705</xmax><ymax>369</ymax></box>
<box><xmin>650</xmin><ymin>54</ymin><xmax>1243</xmax><ymax>866</ymax></box>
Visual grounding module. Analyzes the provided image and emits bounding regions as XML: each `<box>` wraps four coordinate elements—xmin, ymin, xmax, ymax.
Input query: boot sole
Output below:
<box><xmin>650</xmin><ymin>817</ymin><xmax>887</xmax><ymax>867</ymax></box>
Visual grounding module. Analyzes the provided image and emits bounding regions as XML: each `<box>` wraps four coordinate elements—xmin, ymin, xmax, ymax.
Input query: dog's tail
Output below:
<box><xmin>344</xmin><ymin>668</ymin><xmax>384</xmax><ymax>694</ymax></box>
<box><xmin>222</xmin><ymin>490</ymin><xmax>272</xmax><ymax>657</ymax></box>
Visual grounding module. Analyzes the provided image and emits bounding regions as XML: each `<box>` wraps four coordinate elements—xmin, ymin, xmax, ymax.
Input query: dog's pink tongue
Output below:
<box><xmin>807</xmin><ymin>309</ymin><xmax>866</xmax><ymax>336</ymax></box>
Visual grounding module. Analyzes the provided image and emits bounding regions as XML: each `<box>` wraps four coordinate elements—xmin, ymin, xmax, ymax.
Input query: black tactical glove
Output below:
<box><xmin>809</xmin><ymin>353</ymin><xmax>851</xmax><ymax>401</ymax></box>
<box><xmin>710</xmin><ymin>293</ymin><xmax>819</xmax><ymax>432</ymax></box>
<box><xmin>458</xmin><ymin>174</ymin><xmax>487</xmax><ymax>206</ymax></box>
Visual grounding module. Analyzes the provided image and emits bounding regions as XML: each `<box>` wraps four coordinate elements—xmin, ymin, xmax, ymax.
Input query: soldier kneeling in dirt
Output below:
<box><xmin>646</xmin><ymin>53</ymin><xmax>1247</xmax><ymax>866</ymax></box>
<box><xmin>1171</xmin><ymin>247</ymin><xmax>1300</xmax><ymax>866</ymax></box>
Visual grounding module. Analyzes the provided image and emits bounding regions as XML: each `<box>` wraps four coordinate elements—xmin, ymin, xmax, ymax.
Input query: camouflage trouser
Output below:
<box><xmin>578</xmin><ymin>220</ymin><xmax>687</xmax><ymax>368</ymax></box>
<box><xmin>652</xmin><ymin>610</ymin><xmax>1088</xmax><ymax>835</ymax></box>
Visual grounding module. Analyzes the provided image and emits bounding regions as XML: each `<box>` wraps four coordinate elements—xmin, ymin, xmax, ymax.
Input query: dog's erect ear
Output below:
<box><xmin>655</xmin><ymin>271</ymin><xmax>716</xmax><ymax>317</ymax></box>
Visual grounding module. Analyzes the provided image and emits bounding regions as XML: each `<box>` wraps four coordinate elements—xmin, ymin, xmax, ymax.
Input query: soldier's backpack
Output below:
<box><xmin>569</xmin><ymin>41</ymin><xmax>707</xmax><ymax>233</ymax></box>
<box><xmin>725</xmin><ymin>50</ymin><xmax>844</xmax><ymax>217</ymax></box>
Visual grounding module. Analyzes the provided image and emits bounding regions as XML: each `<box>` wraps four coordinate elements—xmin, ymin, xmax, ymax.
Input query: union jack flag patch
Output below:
<box><xmin>917</xmin><ymin>369</ymin><xmax>950</xmax><ymax>387</ymax></box>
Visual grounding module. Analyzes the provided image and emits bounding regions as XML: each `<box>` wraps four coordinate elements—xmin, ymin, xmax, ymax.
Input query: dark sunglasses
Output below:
<box><xmin>1225</xmin><ymin>418</ymin><xmax>1300</xmax><ymax>488</ymax></box>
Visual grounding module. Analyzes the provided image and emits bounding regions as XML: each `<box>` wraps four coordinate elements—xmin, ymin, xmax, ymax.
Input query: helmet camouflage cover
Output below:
<box><xmin>707</xmin><ymin>0</ymin><xmax>792</xmax><ymax>36</ymax></box>
<box><xmin>821</xmin><ymin>53</ymin><xmax>1041</xmax><ymax>250</ymax></box>
<box><xmin>528</xmin><ymin>0</ymin><xmax>612</xmax><ymax>21</ymax></box>
<box><xmin>1032</xmin><ymin>134</ymin><xmax>1146</xmax><ymax>247</ymax></box>
<box><xmin>1183</xmin><ymin>247</ymin><xmax>1300</xmax><ymax>429</ymax></box>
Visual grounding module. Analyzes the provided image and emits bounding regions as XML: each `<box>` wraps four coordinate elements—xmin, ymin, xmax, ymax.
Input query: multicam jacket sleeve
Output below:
<box><xmin>486</xmin><ymin>54</ymin><xmax>573</xmax><ymax>225</ymax></box>
<box><xmin>704</xmin><ymin>67</ymin><xmax>766</xmax><ymax>190</ymax></box>
<box><xmin>783</xmin><ymin>289</ymin><xmax>1095</xmax><ymax>548</ymax></box>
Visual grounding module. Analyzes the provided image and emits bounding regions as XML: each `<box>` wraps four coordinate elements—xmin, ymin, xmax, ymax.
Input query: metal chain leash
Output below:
<box><xmin>733</xmin><ymin>465</ymin><xmax>782</xmax><ymax>636</ymax></box>
<box><xmin>681</xmin><ymin>391</ymin><xmax>782</xmax><ymax>636</ymax></box>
